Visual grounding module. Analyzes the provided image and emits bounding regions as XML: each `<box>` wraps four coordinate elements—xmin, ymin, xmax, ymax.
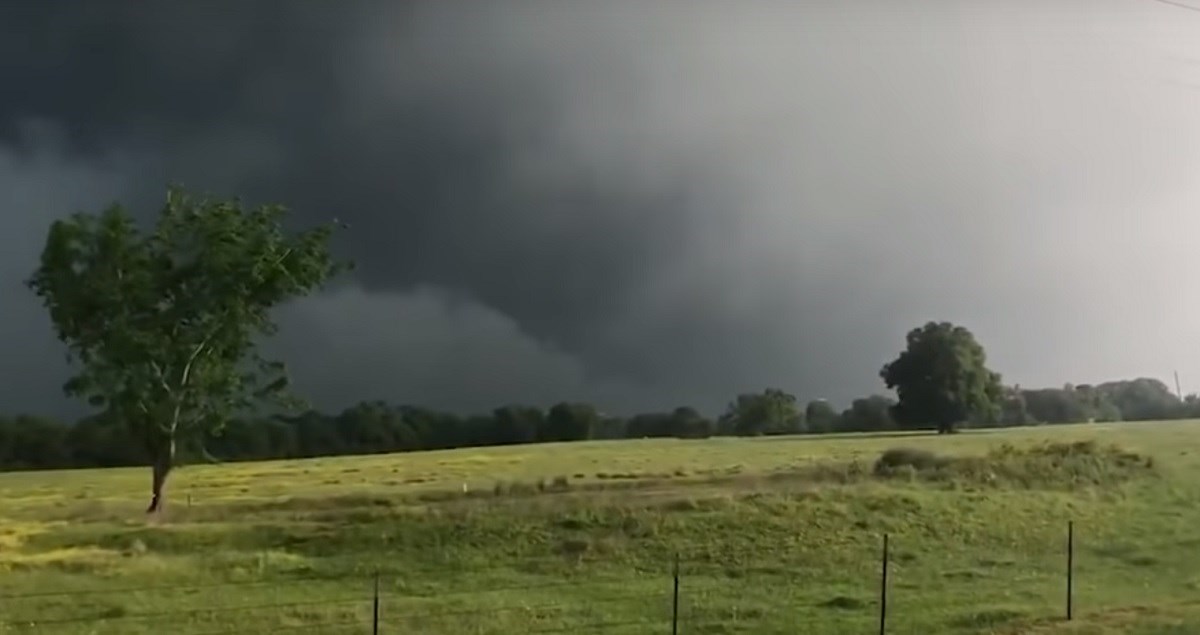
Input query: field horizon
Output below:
<box><xmin>3</xmin><ymin>420</ymin><xmax>1200</xmax><ymax>634</ymax></box>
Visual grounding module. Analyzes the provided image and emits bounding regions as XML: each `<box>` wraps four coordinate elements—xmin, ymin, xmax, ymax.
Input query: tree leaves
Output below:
<box><xmin>880</xmin><ymin>321</ymin><xmax>1003</xmax><ymax>432</ymax></box>
<box><xmin>722</xmin><ymin>388</ymin><xmax>804</xmax><ymax>435</ymax></box>
<box><xmin>26</xmin><ymin>185</ymin><xmax>347</xmax><ymax>469</ymax></box>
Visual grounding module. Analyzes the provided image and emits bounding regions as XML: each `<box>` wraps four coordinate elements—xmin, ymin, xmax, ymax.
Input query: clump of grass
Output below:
<box><xmin>559</xmin><ymin>538</ymin><xmax>590</xmax><ymax>558</ymax></box>
<box><xmin>124</xmin><ymin>539</ymin><xmax>148</xmax><ymax>557</ymax></box>
<box><xmin>949</xmin><ymin>607</ymin><xmax>1027</xmax><ymax>629</ymax></box>
<box><xmin>820</xmin><ymin>595</ymin><xmax>867</xmax><ymax>610</ymax></box>
<box><xmin>875</xmin><ymin>447</ymin><xmax>950</xmax><ymax>473</ymax></box>
<box><xmin>414</xmin><ymin>489</ymin><xmax>462</xmax><ymax>503</ymax></box>
<box><xmin>873</xmin><ymin>440</ymin><xmax>1156</xmax><ymax>489</ymax></box>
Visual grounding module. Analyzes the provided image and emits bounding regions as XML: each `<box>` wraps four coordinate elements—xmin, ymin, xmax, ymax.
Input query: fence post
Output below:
<box><xmin>672</xmin><ymin>553</ymin><xmax>680</xmax><ymax>635</ymax></box>
<box><xmin>1066</xmin><ymin>521</ymin><xmax>1074</xmax><ymax>621</ymax></box>
<box><xmin>879</xmin><ymin>533</ymin><xmax>889</xmax><ymax>635</ymax></box>
<box><xmin>373</xmin><ymin>570</ymin><xmax>381</xmax><ymax>635</ymax></box>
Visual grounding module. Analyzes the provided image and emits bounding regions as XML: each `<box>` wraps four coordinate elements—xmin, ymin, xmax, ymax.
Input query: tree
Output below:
<box><xmin>591</xmin><ymin>415</ymin><xmax>629</xmax><ymax>439</ymax></box>
<box><xmin>724</xmin><ymin>388</ymin><xmax>803</xmax><ymax>436</ymax></box>
<box><xmin>543</xmin><ymin>402</ymin><xmax>599</xmax><ymax>442</ymax></box>
<box><xmin>1072</xmin><ymin>384</ymin><xmax>1122</xmax><ymax>423</ymax></box>
<box><xmin>26</xmin><ymin>186</ymin><xmax>345</xmax><ymax>512</ymax></box>
<box><xmin>1096</xmin><ymin>378</ymin><xmax>1181</xmax><ymax>421</ymax></box>
<box><xmin>668</xmin><ymin>406</ymin><xmax>715</xmax><ymax>438</ymax></box>
<box><xmin>0</xmin><ymin>415</ymin><xmax>72</xmax><ymax>469</ymax></box>
<box><xmin>627</xmin><ymin>412</ymin><xmax>674</xmax><ymax>438</ymax></box>
<box><xmin>1021</xmin><ymin>387</ymin><xmax>1088</xmax><ymax>424</ymax></box>
<box><xmin>1184</xmin><ymin>394</ymin><xmax>1200</xmax><ymax>419</ymax></box>
<box><xmin>998</xmin><ymin>386</ymin><xmax>1036</xmax><ymax>426</ymax></box>
<box><xmin>492</xmin><ymin>405</ymin><xmax>544</xmax><ymax>445</ymax></box>
<box><xmin>836</xmin><ymin>395</ymin><xmax>896</xmax><ymax>432</ymax></box>
<box><xmin>804</xmin><ymin>399</ymin><xmax>839</xmax><ymax>433</ymax></box>
<box><xmin>335</xmin><ymin>401</ymin><xmax>415</xmax><ymax>454</ymax></box>
<box><xmin>880</xmin><ymin>321</ymin><xmax>1002</xmax><ymax>434</ymax></box>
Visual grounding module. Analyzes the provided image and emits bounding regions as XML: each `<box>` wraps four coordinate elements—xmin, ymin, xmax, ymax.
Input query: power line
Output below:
<box><xmin>1149</xmin><ymin>0</ymin><xmax>1200</xmax><ymax>13</ymax></box>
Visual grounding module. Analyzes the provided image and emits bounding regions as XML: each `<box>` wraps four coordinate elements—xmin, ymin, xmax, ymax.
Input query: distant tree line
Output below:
<box><xmin>2</xmin><ymin>377</ymin><xmax>1197</xmax><ymax>471</ymax></box>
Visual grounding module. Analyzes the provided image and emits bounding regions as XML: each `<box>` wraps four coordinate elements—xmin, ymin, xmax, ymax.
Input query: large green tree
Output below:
<box><xmin>880</xmin><ymin>321</ymin><xmax>1002</xmax><ymax>434</ymax></box>
<box><xmin>804</xmin><ymin>399</ymin><xmax>839</xmax><ymax>433</ymax></box>
<box><xmin>723</xmin><ymin>388</ymin><xmax>803</xmax><ymax>436</ymax></box>
<box><xmin>837</xmin><ymin>395</ymin><xmax>896</xmax><ymax>432</ymax></box>
<box><xmin>1096</xmin><ymin>378</ymin><xmax>1181</xmax><ymax>421</ymax></box>
<box><xmin>26</xmin><ymin>186</ymin><xmax>346</xmax><ymax>512</ymax></box>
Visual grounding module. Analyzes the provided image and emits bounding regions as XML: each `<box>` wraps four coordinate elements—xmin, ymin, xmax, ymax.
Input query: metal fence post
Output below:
<box><xmin>373</xmin><ymin>570</ymin><xmax>381</xmax><ymax>635</ymax></box>
<box><xmin>879</xmin><ymin>533</ymin><xmax>889</xmax><ymax>635</ymax></box>
<box><xmin>672</xmin><ymin>553</ymin><xmax>680</xmax><ymax>635</ymax></box>
<box><xmin>1066</xmin><ymin>521</ymin><xmax>1074</xmax><ymax>621</ymax></box>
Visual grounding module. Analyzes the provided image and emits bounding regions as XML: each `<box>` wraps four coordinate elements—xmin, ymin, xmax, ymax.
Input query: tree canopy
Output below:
<box><xmin>721</xmin><ymin>388</ymin><xmax>804</xmax><ymax>436</ymax></box>
<box><xmin>880</xmin><ymin>321</ymin><xmax>1003</xmax><ymax>433</ymax></box>
<box><xmin>26</xmin><ymin>186</ymin><xmax>346</xmax><ymax>511</ymax></box>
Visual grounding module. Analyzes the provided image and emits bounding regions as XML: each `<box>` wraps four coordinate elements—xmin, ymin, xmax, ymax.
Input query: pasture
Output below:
<box><xmin>2</xmin><ymin>421</ymin><xmax>1200</xmax><ymax>634</ymax></box>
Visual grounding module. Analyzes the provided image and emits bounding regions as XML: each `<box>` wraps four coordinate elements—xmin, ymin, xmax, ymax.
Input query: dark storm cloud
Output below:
<box><xmin>0</xmin><ymin>122</ymin><xmax>140</xmax><ymax>419</ymax></box>
<box><xmin>2</xmin><ymin>0</ymin><xmax>1200</xmax><ymax>417</ymax></box>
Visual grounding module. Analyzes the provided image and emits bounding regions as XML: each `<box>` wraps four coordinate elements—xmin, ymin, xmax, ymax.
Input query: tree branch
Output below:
<box><xmin>148</xmin><ymin>360</ymin><xmax>174</xmax><ymax>397</ymax></box>
<box><xmin>169</xmin><ymin>317</ymin><xmax>225</xmax><ymax>433</ymax></box>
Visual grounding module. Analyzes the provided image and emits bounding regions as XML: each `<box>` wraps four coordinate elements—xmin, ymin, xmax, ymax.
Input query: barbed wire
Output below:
<box><xmin>384</xmin><ymin>576</ymin><xmax>644</xmax><ymax>600</ymax></box>
<box><xmin>0</xmin><ymin>572</ymin><xmax>653</xmax><ymax>604</ymax></box>
<box><xmin>3</xmin><ymin>588</ymin><xmax>661</xmax><ymax>631</ymax></box>
<box><xmin>5</xmin><ymin>525</ymin><xmax>1194</xmax><ymax>632</ymax></box>
<box><xmin>525</xmin><ymin>617</ymin><xmax>657</xmax><ymax>633</ymax></box>
<box><xmin>0</xmin><ymin>575</ymin><xmax>340</xmax><ymax>601</ymax></box>
<box><xmin>0</xmin><ymin>552</ymin><xmax>693</xmax><ymax>602</ymax></box>
<box><xmin>178</xmin><ymin>619</ymin><xmax>367</xmax><ymax>635</ymax></box>
<box><xmin>4</xmin><ymin>595</ymin><xmax>365</xmax><ymax>628</ymax></box>
<box><xmin>385</xmin><ymin>590</ymin><xmax>655</xmax><ymax>622</ymax></box>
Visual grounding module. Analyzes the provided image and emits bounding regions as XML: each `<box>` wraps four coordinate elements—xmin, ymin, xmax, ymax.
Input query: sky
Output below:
<box><xmin>1</xmin><ymin>0</ymin><xmax>1199</xmax><ymax>419</ymax></box>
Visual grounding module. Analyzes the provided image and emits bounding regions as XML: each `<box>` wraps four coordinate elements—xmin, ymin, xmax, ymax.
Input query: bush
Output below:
<box><xmin>874</xmin><ymin>441</ymin><xmax>1155</xmax><ymax>488</ymax></box>
<box><xmin>875</xmin><ymin>447</ymin><xmax>949</xmax><ymax>473</ymax></box>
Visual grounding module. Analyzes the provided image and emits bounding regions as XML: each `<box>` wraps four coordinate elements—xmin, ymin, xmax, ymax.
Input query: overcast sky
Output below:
<box><xmin>2</xmin><ymin>0</ymin><xmax>1199</xmax><ymax>419</ymax></box>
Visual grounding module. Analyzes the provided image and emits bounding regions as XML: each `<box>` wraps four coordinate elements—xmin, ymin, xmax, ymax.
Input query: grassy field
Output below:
<box><xmin>3</xmin><ymin>421</ymin><xmax>1200</xmax><ymax>634</ymax></box>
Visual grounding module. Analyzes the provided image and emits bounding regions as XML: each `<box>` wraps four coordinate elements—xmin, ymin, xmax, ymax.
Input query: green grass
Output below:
<box><xmin>3</xmin><ymin>421</ymin><xmax>1200</xmax><ymax>633</ymax></box>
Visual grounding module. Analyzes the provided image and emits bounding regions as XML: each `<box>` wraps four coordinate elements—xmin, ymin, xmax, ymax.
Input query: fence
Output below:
<box><xmin>0</xmin><ymin>521</ymin><xmax>1167</xmax><ymax>633</ymax></box>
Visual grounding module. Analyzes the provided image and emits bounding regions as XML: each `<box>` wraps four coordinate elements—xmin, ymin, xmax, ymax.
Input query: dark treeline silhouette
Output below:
<box><xmin>1</xmin><ymin>378</ymin><xmax>1198</xmax><ymax>471</ymax></box>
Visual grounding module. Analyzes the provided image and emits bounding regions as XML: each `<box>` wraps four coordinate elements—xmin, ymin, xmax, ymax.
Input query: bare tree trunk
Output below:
<box><xmin>146</xmin><ymin>439</ymin><xmax>175</xmax><ymax>514</ymax></box>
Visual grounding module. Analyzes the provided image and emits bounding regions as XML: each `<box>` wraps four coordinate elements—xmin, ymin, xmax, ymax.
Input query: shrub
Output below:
<box><xmin>874</xmin><ymin>440</ymin><xmax>1155</xmax><ymax>489</ymax></box>
<box><xmin>874</xmin><ymin>447</ymin><xmax>949</xmax><ymax>473</ymax></box>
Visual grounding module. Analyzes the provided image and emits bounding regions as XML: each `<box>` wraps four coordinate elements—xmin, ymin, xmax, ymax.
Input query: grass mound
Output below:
<box><xmin>875</xmin><ymin>447</ymin><xmax>951</xmax><ymax>471</ymax></box>
<box><xmin>874</xmin><ymin>440</ymin><xmax>1155</xmax><ymax>488</ymax></box>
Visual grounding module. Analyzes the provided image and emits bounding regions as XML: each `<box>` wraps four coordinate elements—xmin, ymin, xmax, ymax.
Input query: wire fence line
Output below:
<box><xmin>0</xmin><ymin>521</ymin><xmax>1177</xmax><ymax>634</ymax></box>
<box><xmin>1</xmin><ymin>589</ymin><xmax>659</xmax><ymax>635</ymax></box>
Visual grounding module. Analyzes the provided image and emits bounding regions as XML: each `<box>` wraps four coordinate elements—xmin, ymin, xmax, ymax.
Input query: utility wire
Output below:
<box><xmin>1149</xmin><ymin>0</ymin><xmax>1200</xmax><ymax>13</ymax></box>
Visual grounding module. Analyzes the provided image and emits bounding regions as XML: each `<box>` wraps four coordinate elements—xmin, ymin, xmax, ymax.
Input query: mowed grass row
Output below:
<box><xmin>2</xmin><ymin>421</ymin><xmax>1200</xmax><ymax>633</ymax></box>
